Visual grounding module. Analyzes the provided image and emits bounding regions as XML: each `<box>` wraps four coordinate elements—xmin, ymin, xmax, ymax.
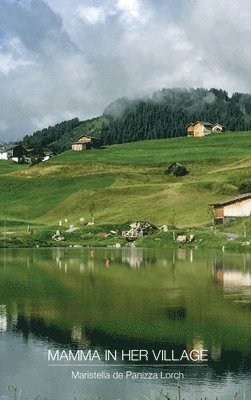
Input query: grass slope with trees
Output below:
<box><xmin>22</xmin><ymin>116</ymin><xmax>108</xmax><ymax>154</ymax></box>
<box><xmin>1</xmin><ymin>130</ymin><xmax>251</xmax><ymax>248</ymax></box>
<box><xmin>100</xmin><ymin>88</ymin><xmax>251</xmax><ymax>145</ymax></box>
<box><xmin>20</xmin><ymin>88</ymin><xmax>251</xmax><ymax>155</ymax></box>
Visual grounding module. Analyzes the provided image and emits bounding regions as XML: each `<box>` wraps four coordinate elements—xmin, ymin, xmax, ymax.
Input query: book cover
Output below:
<box><xmin>0</xmin><ymin>1</ymin><xmax>251</xmax><ymax>400</ymax></box>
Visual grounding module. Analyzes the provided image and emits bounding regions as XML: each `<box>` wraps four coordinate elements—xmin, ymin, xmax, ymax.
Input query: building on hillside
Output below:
<box><xmin>212</xmin><ymin>123</ymin><xmax>225</xmax><ymax>132</ymax></box>
<box><xmin>210</xmin><ymin>193</ymin><xmax>251</xmax><ymax>224</ymax></box>
<box><xmin>187</xmin><ymin>121</ymin><xmax>224</xmax><ymax>137</ymax></box>
<box><xmin>0</xmin><ymin>144</ymin><xmax>24</xmax><ymax>162</ymax></box>
<box><xmin>71</xmin><ymin>135</ymin><xmax>100</xmax><ymax>151</ymax></box>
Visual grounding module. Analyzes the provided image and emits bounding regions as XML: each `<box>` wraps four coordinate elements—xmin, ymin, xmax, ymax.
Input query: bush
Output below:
<box><xmin>238</xmin><ymin>182</ymin><xmax>251</xmax><ymax>193</ymax></box>
<box><xmin>173</xmin><ymin>165</ymin><xmax>189</xmax><ymax>177</ymax></box>
<box><xmin>164</xmin><ymin>162</ymin><xmax>189</xmax><ymax>177</ymax></box>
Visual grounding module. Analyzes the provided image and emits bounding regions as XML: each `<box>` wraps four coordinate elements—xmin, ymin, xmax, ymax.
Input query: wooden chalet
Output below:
<box><xmin>210</xmin><ymin>193</ymin><xmax>251</xmax><ymax>224</ymax></box>
<box><xmin>187</xmin><ymin>121</ymin><xmax>224</xmax><ymax>137</ymax></box>
<box><xmin>71</xmin><ymin>135</ymin><xmax>100</xmax><ymax>151</ymax></box>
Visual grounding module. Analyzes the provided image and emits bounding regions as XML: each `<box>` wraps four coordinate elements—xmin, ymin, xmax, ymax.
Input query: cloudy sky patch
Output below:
<box><xmin>0</xmin><ymin>0</ymin><xmax>251</xmax><ymax>141</ymax></box>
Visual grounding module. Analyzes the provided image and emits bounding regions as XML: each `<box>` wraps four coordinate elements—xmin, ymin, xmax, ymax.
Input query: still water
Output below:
<box><xmin>0</xmin><ymin>247</ymin><xmax>251</xmax><ymax>400</ymax></box>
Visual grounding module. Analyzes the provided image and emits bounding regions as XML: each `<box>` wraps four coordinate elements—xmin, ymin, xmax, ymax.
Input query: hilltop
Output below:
<box><xmin>20</xmin><ymin>87</ymin><xmax>251</xmax><ymax>155</ymax></box>
<box><xmin>100</xmin><ymin>88</ymin><xmax>251</xmax><ymax>145</ymax></box>
<box><xmin>0</xmin><ymin>131</ymin><xmax>251</xmax><ymax>249</ymax></box>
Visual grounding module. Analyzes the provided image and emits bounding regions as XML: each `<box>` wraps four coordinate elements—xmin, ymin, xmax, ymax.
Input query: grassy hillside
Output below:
<box><xmin>1</xmin><ymin>131</ymin><xmax>250</xmax><ymax>234</ymax></box>
<box><xmin>22</xmin><ymin>116</ymin><xmax>108</xmax><ymax>154</ymax></box>
<box><xmin>50</xmin><ymin>116</ymin><xmax>108</xmax><ymax>152</ymax></box>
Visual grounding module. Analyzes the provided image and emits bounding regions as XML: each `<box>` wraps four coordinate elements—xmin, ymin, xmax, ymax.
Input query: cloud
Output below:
<box><xmin>0</xmin><ymin>0</ymin><xmax>251</xmax><ymax>141</ymax></box>
<box><xmin>0</xmin><ymin>37</ymin><xmax>34</xmax><ymax>74</ymax></box>
<box><xmin>77</xmin><ymin>6</ymin><xmax>107</xmax><ymax>25</ymax></box>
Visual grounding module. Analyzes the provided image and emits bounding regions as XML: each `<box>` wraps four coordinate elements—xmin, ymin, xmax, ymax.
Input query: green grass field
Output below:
<box><xmin>1</xmin><ymin>131</ymin><xmax>251</xmax><ymax>234</ymax></box>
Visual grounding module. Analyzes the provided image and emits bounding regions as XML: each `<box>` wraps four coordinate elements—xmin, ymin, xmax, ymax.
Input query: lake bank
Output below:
<box><xmin>0</xmin><ymin>219</ymin><xmax>250</xmax><ymax>252</ymax></box>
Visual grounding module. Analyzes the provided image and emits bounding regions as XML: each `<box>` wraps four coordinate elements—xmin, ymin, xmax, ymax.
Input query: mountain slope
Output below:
<box><xmin>3</xmin><ymin>130</ymin><xmax>251</xmax><ymax>228</ymax></box>
<box><xmin>22</xmin><ymin>116</ymin><xmax>108</xmax><ymax>153</ymax></box>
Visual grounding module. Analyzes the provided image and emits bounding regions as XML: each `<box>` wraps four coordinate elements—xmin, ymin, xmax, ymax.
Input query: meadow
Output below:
<box><xmin>0</xmin><ymin>131</ymin><xmax>251</xmax><ymax>246</ymax></box>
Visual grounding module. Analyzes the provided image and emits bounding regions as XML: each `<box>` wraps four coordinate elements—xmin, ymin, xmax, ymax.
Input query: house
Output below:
<box><xmin>212</xmin><ymin>123</ymin><xmax>225</xmax><ymax>132</ymax></box>
<box><xmin>0</xmin><ymin>144</ymin><xmax>24</xmax><ymax>162</ymax></box>
<box><xmin>71</xmin><ymin>135</ymin><xmax>100</xmax><ymax>151</ymax></box>
<box><xmin>210</xmin><ymin>193</ymin><xmax>251</xmax><ymax>224</ymax></box>
<box><xmin>187</xmin><ymin>121</ymin><xmax>224</xmax><ymax>137</ymax></box>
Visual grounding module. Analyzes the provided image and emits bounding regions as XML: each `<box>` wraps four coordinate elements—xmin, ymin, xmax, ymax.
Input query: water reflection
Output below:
<box><xmin>0</xmin><ymin>304</ymin><xmax>7</xmax><ymax>332</ymax></box>
<box><xmin>212</xmin><ymin>255</ymin><xmax>251</xmax><ymax>305</ymax></box>
<box><xmin>0</xmin><ymin>248</ymin><xmax>251</xmax><ymax>400</ymax></box>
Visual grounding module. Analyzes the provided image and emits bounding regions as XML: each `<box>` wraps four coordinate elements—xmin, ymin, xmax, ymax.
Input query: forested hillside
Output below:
<box><xmin>21</xmin><ymin>88</ymin><xmax>251</xmax><ymax>152</ymax></box>
<box><xmin>22</xmin><ymin>116</ymin><xmax>108</xmax><ymax>153</ymax></box>
<box><xmin>100</xmin><ymin>88</ymin><xmax>251</xmax><ymax>145</ymax></box>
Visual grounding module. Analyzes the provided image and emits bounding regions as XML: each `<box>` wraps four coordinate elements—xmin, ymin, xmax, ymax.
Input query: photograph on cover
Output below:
<box><xmin>0</xmin><ymin>1</ymin><xmax>251</xmax><ymax>399</ymax></box>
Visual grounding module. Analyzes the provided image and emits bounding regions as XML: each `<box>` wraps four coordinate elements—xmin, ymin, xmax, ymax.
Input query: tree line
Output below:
<box><xmin>100</xmin><ymin>88</ymin><xmax>251</xmax><ymax>145</ymax></box>
<box><xmin>21</xmin><ymin>88</ymin><xmax>251</xmax><ymax>153</ymax></box>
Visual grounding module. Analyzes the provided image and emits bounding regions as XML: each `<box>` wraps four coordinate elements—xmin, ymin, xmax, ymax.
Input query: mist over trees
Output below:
<box><xmin>100</xmin><ymin>88</ymin><xmax>251</xmax><ymax>145</ymax></box>
<box><xmin>21</xmin><ymin>88</ymin><xmax>251</xmax><ymax>154</ymax></box>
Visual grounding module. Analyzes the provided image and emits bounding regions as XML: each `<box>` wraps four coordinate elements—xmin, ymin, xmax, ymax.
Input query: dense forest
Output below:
<box><xmin>100</xmin><ymin>88</ymin><xmax>251</xmax><ymax>145</ymax></box>
<box><xmin>21</xmin><ymin>88</ymin><xmax>251</xmax><ymax>152</ymax></box>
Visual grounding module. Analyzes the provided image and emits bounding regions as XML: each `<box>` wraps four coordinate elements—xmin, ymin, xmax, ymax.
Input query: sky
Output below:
<box><xmin>0</xmin><ymin>0</ymin><xmax>251</xmax><ymax>141</ymax></box>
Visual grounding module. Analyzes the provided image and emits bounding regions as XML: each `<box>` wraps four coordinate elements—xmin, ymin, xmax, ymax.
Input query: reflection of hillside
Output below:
<box><xmin>9</xmin><ymin>311</ymin><xmax>90</xmax><ymax>348</ymax></box>
<box><xmin>1</xmin><ymin>248</ymin><xmax>251</xmax><ymax>353</ymax></box>
<box><xmin>10</xmin><ymin>307</ymin><xmax>250</xmax><ymax>375</ymax></box>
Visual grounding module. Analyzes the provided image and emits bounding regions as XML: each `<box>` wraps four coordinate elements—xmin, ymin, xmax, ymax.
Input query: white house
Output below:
<box><xmin>0</xmin><ymin>144</ymin><xmax>23</xmax><ymax>161</ymax></box>
<box><xmin>210</xmin><ymin>193</ymin><xmax>251</xmax><ymax>224</ymax></box>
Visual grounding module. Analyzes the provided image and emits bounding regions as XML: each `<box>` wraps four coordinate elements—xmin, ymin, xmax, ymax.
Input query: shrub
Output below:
<box><xmin>164</xmin><ymin>162</ymin><xmax>189</xmax><ymax>177</ymax></box>
<box><xmin>173</xmin><ymin>165</ymin><xmax>189</xmax><ymax>177</ymax></box>
<box><xmin>238</xmin><ymin>182</ymin><xmax>251</xmax><ymax>194</ymax></box>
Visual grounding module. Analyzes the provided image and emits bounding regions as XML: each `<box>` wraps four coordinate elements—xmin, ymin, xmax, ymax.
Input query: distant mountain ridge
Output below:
<box><xmin>21</xmin><ymin>88</ymin><xmax>251</xmax><ymax>152</ymax></box>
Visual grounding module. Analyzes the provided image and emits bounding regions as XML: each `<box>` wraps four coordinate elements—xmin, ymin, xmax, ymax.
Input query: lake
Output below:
<box><xmin>0</xmin><ymin>247</ymin><xmax>251</xmax><ymax>400</ymax></box>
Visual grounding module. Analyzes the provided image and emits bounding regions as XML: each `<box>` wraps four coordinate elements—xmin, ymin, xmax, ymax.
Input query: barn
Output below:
<box><xmin>71</xmin><ymin>135</ymin><xmax>100</xmax><ymax>151</ymax></box>
<box><xmin>210</xmin><ymin>193</ymin><xmax>251</xmax><ymax>224</ymax></box>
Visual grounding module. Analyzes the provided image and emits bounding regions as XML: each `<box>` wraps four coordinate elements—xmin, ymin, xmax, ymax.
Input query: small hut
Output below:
<box><xmin>72</xmin><ymin>135</ymin><xmax>100</xmax><ymax>151</ymax></box>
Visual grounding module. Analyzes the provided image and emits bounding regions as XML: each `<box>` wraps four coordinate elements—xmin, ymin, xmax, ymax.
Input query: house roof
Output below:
<box><xmin>77</xmin><ymin>134</ymin><xmax>99</xmax><ymax>140</ymax></box>
<box><xmin>73</xmin><ymin>135</ymin><xmax>100</xmax><ymax>144</ymax></box>
<box><xmin>212</xmin><ymin>123</ymin><xmax>224</xmax><ymax>127</ymax></box>
<box><xmin>197</xmin><ymin>121</ymin><xmax>213</xmax><ymax>127</ymax></box>
<box><xmin>0</xmin><ymin>144</ymin><xmax>18</xmax><ymax>152</ymax></box>
<box><xmin>210</xmin><ymin>193</ymin><xmax>251</xmax><ymax>207</ymax></box>
<box><xmin>186</xmin><ymin>121</ymin><xmax>213</xmax><ymax>129</ymax></box>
